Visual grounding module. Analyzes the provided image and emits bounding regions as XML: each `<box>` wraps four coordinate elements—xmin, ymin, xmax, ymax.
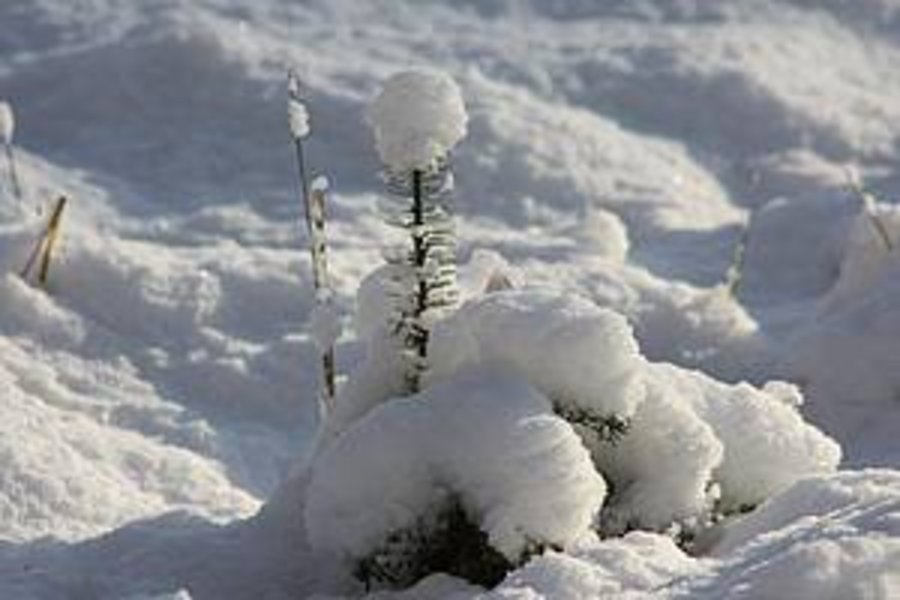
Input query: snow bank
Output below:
<box><xmin>368</xmin><ymin>70</ymin><xmax>468</xmax><ymax>169</ymax></box>
<box><xmin>305</xmin><ymin>368</ymin><xmax>605</xmax><ymax>562</ymax></box>
<box><xmin>700</xmin><ymin>470</ymin><xmax>900</xmax><ymax>600</ymax></box>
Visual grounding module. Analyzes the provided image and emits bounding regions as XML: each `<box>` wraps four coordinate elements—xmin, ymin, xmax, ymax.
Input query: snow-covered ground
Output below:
<box><xmin>1</xmin><ymin>1</ymin><xmax>899</xmax><ymax>598</ymax></box>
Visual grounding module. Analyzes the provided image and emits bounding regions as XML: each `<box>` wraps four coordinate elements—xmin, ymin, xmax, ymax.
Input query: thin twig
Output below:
<box><xmin>288</xmin><ymin>70</ymin><xmax>337</xmax><ymax>406</ymax></box>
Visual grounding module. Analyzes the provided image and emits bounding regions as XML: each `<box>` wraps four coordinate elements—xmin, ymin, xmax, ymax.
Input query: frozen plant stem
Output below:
<box><xmin>310</xmin><ymin>183</ymin><xmax>337</xmax><ymax>400</ymax></box>
<box><xmin>287</xmin><ymin>70</ymin><xmax>337</xmax><ymax>405</ymax></box>
<box><xmin>4</xmin><ymin>141</ymin><xmax>21</xmax><ymax>200</ymax></box>
<box><xmin>724</xmin><ymin>217</ymin><xmax>751</xmax><ymax>298</ymax></box>
<box><xmin>411</xmin><ymin>169</ymin><xmax>428</xmax><ymax>379</ymax></box>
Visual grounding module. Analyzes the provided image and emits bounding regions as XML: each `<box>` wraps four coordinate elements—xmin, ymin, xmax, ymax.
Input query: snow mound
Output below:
<box><xmin>649</xmin><ymin>363</ymin><xmax>842</xmax><ymax>511</ymax></box>
<box><xmin>430</xmin><ymin>289</ymin><xmax>647</xmax><ymax>421</ymax></box>
<box><xmin>305</xmin><ymin>368</ymin><xmax>605</xmax><ymax>562</ymax></box>
<box><xmin>368</xmin><ymin>70</ymin><xmax>468</xmax><ymax>169</ymax></box>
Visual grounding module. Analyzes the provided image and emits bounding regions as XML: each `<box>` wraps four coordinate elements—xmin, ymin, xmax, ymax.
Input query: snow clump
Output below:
<box><xmin>429</xmin><ymin>289</ymin><xmax>647</xmax><ymax>421</ymax></box>
<box><xmin>368</xmin><ymin>69</ymin><xmax>468</xmax><ymax>169</ymax></box>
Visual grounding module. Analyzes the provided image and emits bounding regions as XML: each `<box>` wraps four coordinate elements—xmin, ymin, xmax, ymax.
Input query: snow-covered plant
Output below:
<box><xmin>306</xmin><ymin>273</ymin><xmax>841</xmax><ymax>591</ymax></box>
<box><xmin>0</xmin><ymin>100</ymin><xmax>21</xmax><ymax>200</ymax></box>
<box><xmin>287</xmin><ymin>70</ymin><xmax>339</xmax><ymax>405</ymax></box>
<box><xmin>368</xmin><ymin>69</ymin><xmax>467</xmax><ymax>393</ymax></box>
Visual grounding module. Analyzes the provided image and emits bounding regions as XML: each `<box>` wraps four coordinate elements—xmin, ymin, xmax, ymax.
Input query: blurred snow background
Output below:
<box><xmin>1</xmin><ymin>0</ymin><xmax>899</xmax><ymax>598</ymax></box>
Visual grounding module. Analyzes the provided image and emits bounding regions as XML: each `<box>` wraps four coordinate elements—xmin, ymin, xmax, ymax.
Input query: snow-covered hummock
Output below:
<box><xmin>305</xmin><ymin>368</ymin><xmax>605</xmax><ymax>562</ymax></box>
<box><xmin>0</xmin><ymin>101</ymin><xmax>13</xmax><ymax>144</ymax></box>
<box><xmin>368</xmin><ymin>69</ymin><xmax>467</xmax><ymax>169</ymax></box>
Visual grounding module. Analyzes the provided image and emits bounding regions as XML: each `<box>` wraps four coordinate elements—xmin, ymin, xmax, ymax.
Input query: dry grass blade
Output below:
<box><xmin>20</xmin><ymin>195</ymin><xmax>67</xmax><ymax>286</ymax></box>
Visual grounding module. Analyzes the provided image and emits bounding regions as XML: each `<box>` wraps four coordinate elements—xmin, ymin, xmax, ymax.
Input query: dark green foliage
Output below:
<box><xmin>554</xmin><ymin>405</ymin><xmax>631</xmax><ymax>445</ymax></box>
<box><xmin>354</xmin><ymin>499</ymin><xmax>514</xmax><ymax>591</ymax></box>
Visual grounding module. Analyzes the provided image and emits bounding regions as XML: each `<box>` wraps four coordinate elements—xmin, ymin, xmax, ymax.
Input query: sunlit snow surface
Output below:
<box><xmin>1</xmin><ymin>0</ymin><xmax>900</xmax><ymax>598</ymax></box>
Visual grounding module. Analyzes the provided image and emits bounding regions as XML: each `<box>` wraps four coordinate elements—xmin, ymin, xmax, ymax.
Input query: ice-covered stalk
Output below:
<box><xmin>368</xmin><ymin>70</ymin><xmax>468</xmax><ymax>393</ymax></box>
<box><xmin>309</xmin><ymin>177</ymin><xmax>337</xmax><ymax>401</ymax></box>
<box><xmin>287</xmin><ymin>70</ymin><xmax>338</xmax><ymax>406</ymax></box>
<box><xmin>0</xmin><ymin>101</ymin><xmax>21</xmax><ymax>200</ymax></box>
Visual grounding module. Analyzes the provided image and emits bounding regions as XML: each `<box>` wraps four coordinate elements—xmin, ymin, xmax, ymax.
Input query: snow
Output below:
<box><xmin>0</xmin><ymin>0</ymin><xmax>899</xmax><ymax>598</ymax></box>
<box><xmin>368</xmin><ymin>69</ymin><xmax>468</xmax><ymax>170</ymax></box>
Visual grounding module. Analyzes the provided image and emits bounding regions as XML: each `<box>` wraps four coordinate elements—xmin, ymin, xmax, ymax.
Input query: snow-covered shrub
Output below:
<box><xmin>368</xmin><ymin>69</ymin><xmax>466</xmax><ymax>393</ymax></box>
<box><xmin>305</xmin><ymin>368</ymin><xmax>605</xmax><ymax>588</ymax></box>
<box><xmin>306</xmin><ymin>274</ymin><xmax>840</xmax><ymax>591</ymax></box>
<box><xmin>299</xmin><ymin>69</ymin><xmax>842</xmax><ymax>594</ymax></box>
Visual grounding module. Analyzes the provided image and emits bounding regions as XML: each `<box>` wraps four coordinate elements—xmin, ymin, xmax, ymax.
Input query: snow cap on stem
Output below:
<box><xmin>0</xmin><ymin>101</ymin><xmax>14</xmax><ymax>144</ymax></box>
<box><xmin>368</xmin><ymin>69</ymin><xmax>467</xmax><ymax>170</ymax></box>
<box><xmin>287</xmin><ymin>70</ymin><xmax>310</xmax><ymax>139</ymax></box>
